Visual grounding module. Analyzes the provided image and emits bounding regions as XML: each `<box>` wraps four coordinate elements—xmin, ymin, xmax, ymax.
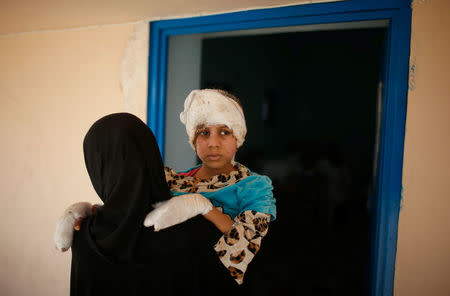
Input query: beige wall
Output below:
<box><xmin>395</xmin><ymin>0</ymin><xmax>450</xmax><ymax>295</ymax></box>
<box><xmin>0</xmin><ymin>25</ymin><xmax>136</xmax><ymax>295</ymax></box>
<box><xmin>0</xmin><ymin>0</ymin><xmax>449</xmax><ymax>295</ymax></box>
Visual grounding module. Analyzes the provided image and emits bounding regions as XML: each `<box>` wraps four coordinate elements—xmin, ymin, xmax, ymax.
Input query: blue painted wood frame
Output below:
<box><xmin>147</xmin><ymin>1</ymin><xmax>412</xmax><ymax>295</ymax></box>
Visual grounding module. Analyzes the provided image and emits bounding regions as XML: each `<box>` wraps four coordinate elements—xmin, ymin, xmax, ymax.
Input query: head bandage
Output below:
<box><xmin>180</xmin><ymin>89</ymin><xmax>247</xmax><ymax>150</ymax></box>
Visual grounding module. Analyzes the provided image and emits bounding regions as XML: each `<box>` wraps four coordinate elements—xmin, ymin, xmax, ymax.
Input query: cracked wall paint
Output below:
<box><xmin>120</xmin><ymin>22</ymin><xmax>149</xmax><ymax>122</ymax></box>
<box><xmin>409</xmin><ymin>31</ymin><xmax>417</xmax><ymax>91</ymax></box>
<box><xmin>409</xmin><ymin>0</ymin><xmax>432</xmax><ymax>91</ymax></box>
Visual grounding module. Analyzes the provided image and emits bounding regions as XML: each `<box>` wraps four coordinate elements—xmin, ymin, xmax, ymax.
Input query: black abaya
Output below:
<box><xmin>70</xmin><ymin>113</ymin><xmax>241</xmax><ymax>296</ymax></box>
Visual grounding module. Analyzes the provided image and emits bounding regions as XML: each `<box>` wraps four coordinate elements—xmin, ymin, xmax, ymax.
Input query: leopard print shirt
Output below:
<box><xmin>164</xmin><ymin>165</ymin><xmax>271</xmax><ymax>285</ymax></box>
<box><xmin>164</xmin><ymin>164</ymin><xmax>251</xmax><ymax>193</ymax></box>
<box><xmin>214</xmin><ymin>210</ymin><xmax>270</xmax><ymax>285</ymax></box>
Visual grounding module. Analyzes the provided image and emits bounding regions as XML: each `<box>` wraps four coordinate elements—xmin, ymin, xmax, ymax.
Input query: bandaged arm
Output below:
<box><xmin>54</xmin><ymin>202</ymin><xmax>99</xmax><ymax>252</ymax></box>
<box><xmin>143</xmin><ymin>193</ymin><xmax>214</xmax><ymax>231</ymax></box>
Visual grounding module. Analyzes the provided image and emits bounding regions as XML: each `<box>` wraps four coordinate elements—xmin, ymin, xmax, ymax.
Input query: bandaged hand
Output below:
<box><xmin>54</xmin><ymin>202</ymin><xmax>99</xmax><ymax>252</ymax></box>
<box><xmin>143</xmin><ymin>194</ymin><xmax>213</xmax><ymax>231</ymax></box>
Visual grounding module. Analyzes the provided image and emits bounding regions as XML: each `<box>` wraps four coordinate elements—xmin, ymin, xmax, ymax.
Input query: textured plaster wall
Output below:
<box><xmin>395</xmin><ymin>0</ymin><xmax>450</xmax><ymax>295</ymax></box>
<box><xmin>0</xmin><ymin>25</ymin><xmax>136</xmax><ymax>295</ymax></box>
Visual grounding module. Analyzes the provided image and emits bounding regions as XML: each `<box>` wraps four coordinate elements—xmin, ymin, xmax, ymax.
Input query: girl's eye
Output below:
<box><xmin>220</xmin><ymin>130</ymin><xmax>231</xmax><ymax>136</ymax></box>
<box><xmin>199</xmin><ymin>130</ymin><xmax>209</xmax><ymax>136</ymax></box>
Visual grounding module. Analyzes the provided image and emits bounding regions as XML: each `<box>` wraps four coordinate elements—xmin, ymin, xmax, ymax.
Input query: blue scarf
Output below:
<box><xmin>170</xmin><ymin>167</ymin><xmax>276</xmax><ymax>221</ymax></box>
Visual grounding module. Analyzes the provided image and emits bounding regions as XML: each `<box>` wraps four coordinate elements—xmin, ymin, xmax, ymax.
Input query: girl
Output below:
<box><xmin>55</xmin><ymin>89</ymin><xmax>276</xmax><ymax>287</ymax></box>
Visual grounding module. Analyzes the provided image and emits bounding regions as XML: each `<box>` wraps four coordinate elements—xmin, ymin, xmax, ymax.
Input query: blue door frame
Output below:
<box><xmin>147</xmin><ymin>1</ymin><xmax>412</xmax><ymax>295</ymax></box>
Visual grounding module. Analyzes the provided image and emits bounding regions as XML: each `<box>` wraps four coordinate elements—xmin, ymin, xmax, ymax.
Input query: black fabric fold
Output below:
<box><xmin>71</xmin><ymin>113</ymin><xmax>243</xmax><ymax>296</ymax></box>
<box><xmin>82</xmin><ymin>112</ymin><xmax>171</xmax><ymax>262</ymax></box>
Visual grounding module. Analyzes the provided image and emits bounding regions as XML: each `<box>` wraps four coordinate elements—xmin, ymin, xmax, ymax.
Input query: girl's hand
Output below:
<box><xmin>54</xmin><ymin>202</ymin><xmax>99</xmax><ymax>252</ymax></box>
<box><xmin>203</xmin><ymin>207</ymin><xmax>234</xmax><ymax>234</ymax></box>
<box><xmin>73</xmin><ymin>204</ymin><xmax>100</xmax><ymax>231</ymax></box>
<box><xmin>143</xmin><ymin>194</ymin><xmax>213</xmax><ymax>231</ymax></box>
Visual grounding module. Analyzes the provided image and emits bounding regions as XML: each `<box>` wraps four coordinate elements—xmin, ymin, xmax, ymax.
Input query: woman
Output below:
<box><xmin>70</xmin><ymin>112</ymin><xmax>240</xmax><ymax>295</ymax></box>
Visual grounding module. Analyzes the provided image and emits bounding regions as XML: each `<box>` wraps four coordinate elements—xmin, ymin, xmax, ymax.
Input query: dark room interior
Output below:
<box><xmin>200</xmin><ymin>27</ymin><xmax>386</xmax><ymax>296</ymax></box>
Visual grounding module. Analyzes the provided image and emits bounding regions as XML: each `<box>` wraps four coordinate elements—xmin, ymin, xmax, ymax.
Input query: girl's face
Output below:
<box><xmin>195</xmin><ymin>124</ymin><xmax>237</xmax><ymax>172</ymax></box>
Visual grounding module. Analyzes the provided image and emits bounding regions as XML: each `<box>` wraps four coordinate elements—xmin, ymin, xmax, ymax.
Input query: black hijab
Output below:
<box><xmin>83</xmin><ymin>112</ymin><xmax>171</xmax><ymax>262</ymax></box>
<box><xmin>71</xmin><ymin>113</ymin><xmax>242</xmax><ymax>295</ymax></box>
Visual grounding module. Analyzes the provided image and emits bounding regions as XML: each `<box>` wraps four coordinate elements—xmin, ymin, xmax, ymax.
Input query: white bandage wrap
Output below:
<box><xmin>143</xmin><ymin>194</ymin><xmax>213</xmax><ymax>231</ymax></box>
<box><xmin>180</xmin><ymin>89</ymin><xmax>247</xmax><ymax>150</ymax></box>
<box><xmin>54</xmin><ymin>202</ymin><xmax>93</xmax><ymax>252</ymax></box>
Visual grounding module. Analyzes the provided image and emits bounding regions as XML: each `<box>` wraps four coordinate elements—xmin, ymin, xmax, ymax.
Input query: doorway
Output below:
<box><xmin>149</xmin><ymin>2</ymin><xmax>412</xmax><ymax>295</ymax></box>
<box><xmin>201</xmin><ymin>28</ymin><xmax>385</xmax><ymax>296</ymax></box>
<box><xmin>165</xmin><ymin>25</ymin><xmax>386</xmax><ymax>295</ymax></box>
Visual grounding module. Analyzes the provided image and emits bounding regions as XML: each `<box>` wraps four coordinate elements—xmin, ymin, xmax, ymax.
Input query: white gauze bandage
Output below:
<box><xmin>180</xmin><ymin>89</ymin><xmax>247</xmax><ymax>150</ymax></box>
